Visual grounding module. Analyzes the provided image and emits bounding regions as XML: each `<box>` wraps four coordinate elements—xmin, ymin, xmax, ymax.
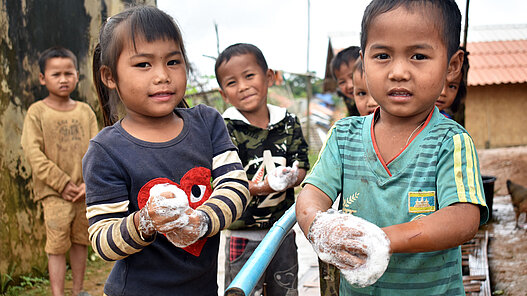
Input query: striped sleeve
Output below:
<box><xmin>197</xmin><ymin>148</ymin><xmax>250</xmax><ymax>237</ymax></box>
<box><xmin>86</xmin><ymin>197</ymin><xmax>155</xmax><ymax>261</ymax></box>
<box><xmin>436</xmin><ymin>132</ymin><xmax>489</xmax><ymax>224</ymax></box>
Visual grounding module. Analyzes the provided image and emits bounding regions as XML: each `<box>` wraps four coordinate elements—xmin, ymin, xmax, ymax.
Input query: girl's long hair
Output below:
<box><xmin>93</xmin><ymin>6</ymin><xmax>189</xmax><ymax>127</ymax></box>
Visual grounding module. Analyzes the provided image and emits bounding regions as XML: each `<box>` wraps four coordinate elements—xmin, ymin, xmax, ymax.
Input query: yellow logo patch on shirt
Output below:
<box><xmin>408</xmin><ymin>191</ymin><xmax>436</xmax><ymax>213</ymax></box>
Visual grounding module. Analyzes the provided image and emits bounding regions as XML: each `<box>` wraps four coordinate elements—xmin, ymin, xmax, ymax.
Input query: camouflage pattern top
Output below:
<box><xmin>223</xmin><ymin>104</ymin><xmax>309</xmax><ymax>230</ymax></box>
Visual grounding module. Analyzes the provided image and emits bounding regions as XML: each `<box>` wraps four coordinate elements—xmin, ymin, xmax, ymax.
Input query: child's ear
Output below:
<box><xmin>446</xmin><ymin>49</ymin><xmax>464</xmax><ymax>82</ymax></box>
<box><xmin>219</xmin><ymin>89</ymin><xmax>230</xmax><ymax>104</ymax></box>
<box><xmin>266</xmin><ymin>69</ymin><xmax>275</xmax><ymax>87</ymax></box>
<box><xmin>38</xmin><ymin>73</ymin><xmax>46</xmax><ymax>86</ymax></box>
<box><xmin>100</xmin><ymin>66</ymin><xmax>117</xmax><ymax>89</ymax></box>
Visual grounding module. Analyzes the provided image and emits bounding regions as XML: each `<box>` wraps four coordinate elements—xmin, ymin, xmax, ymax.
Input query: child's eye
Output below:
<box><xmin>356</xmin><ymin>91</ymin><xmax>367</xmax><ymax>96</ymax></box>
<box><xmin>134</xmin><ymin>62</ymin><xmax>150</xmax><ymax>68</ymax></box>
<box><xmin>374</xmin><ymin>53</ymin><xmax>390</xmax><ymax>60</ymax></box>
<box><xmin>226</xmin><ymin>80</ymin><xmax>236</xmax><ymax>87</ymax></box>
<box><xmin>411</xmin><ymin>54</ymin><xmax>428</xmax><ymax>60</ymax></box>
<box><xmin>168</xmin><ymin>59</ymin><xmax>181</xmax><ymax>66</ymax></box>
<box><xmin>246</xmin><ymin>73</ymin><xmax>255</xmax><ymax>79</ymax></box>
<box><xmin>448</xmin><ymin>84</ymin><xmax>458</xmax><ymax>90</ymax></box>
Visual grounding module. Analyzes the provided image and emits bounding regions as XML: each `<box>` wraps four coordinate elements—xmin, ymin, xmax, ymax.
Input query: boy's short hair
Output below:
<box><xmin>360</xmin><ymin>0</ymin><xmax>461</xmax><ymax>59</ymax></box>
<box><xmin>331</xmin><ymin>46</ymin><xmax>360</xmax><ymax>80</ymax></box>
<box><xmin>351</xmin><ymin>58</ymin><xmax>364</xmax><ymax>79</ymax></box>
<box><xmin>39</xmin><ymin>47</ymin><xmax>78</xmax><ymax>74</ymax></box>
<box><xmin>215</xmin><ymin>43</ymin><xmax>268</xmax><ymax>88</ymax></box>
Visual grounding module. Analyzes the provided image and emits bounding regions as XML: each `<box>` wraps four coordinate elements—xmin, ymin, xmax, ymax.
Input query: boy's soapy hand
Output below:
<box><xmin>266</xmin><ymin>161</ymin><xmax>299</xmax><ymax>192</ymax></box>
<box><xmin>308</xmin><ymin>209</ymin><xmax>368</xmax><ymax>270</ymax></box>
<box><xmin>308</xmin><ymin>209</ymin><xmax>391</xmax><ymax>287</ymax></box>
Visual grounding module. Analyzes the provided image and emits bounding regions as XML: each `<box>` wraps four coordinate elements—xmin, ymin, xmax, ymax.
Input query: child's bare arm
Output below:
<box><xmin>383</xmin><ymin>202</ymin><xmax>480</xmax><ymax>253</ymax></box>
<box><xmin>294</xmin><ymin>168</ymin><xmax>307</xmax><ymax>187</ymax></box>
<box><xmin>296</xmin><ymin>184</ymin><xmax>334</xmax><ymax>236</ymax></box>
<box><xmin>249</xmin><ymin>179</ymin><xmax>274</xmax><ymax>196</ymax></box>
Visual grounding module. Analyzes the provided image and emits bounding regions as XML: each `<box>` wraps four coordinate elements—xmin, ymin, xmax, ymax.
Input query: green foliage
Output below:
<box><xmin>19</xmin><ymin>276</ymin><xmax>49</xmax><ymax>288</ymax></box>
<box><xmin>0</xmin><ymin>263</ymin><xmax>16</xmax><ymax>294</ymax></box>
<box><xmin>285</xmin><ymin>74</ymin><xmax>324</xmax><ymax>98</ymax></box>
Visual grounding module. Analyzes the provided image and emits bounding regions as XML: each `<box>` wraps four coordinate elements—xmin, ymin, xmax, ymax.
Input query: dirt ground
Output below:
<box><xmin>31</xmin><ymin>146</ymin><xmax>527</xmax><ymax>296</ymax></box>
<box><xmin>477</xmin><ymin>145</ymin><xmax>527</xmax><ymax>296</ymax></box>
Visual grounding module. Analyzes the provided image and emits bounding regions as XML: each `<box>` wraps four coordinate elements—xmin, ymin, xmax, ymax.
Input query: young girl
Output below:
<box><xmin>83</xmin><ymin>6</ymin><xmax>249</xmax><ymax>296</ymax></box>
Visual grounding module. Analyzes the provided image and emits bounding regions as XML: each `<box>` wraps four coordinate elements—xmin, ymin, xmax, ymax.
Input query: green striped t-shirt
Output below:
<box><xmin>305</xmin><ymin>107</ymin><xmax>488</xmax><ymax>295</ymax></box>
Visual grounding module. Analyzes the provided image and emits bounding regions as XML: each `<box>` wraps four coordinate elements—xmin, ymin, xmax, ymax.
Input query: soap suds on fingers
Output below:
<box><xmin>308</xmin><ymin>209</ymin><xmax>391</xmax><ymax>287</ymax></box>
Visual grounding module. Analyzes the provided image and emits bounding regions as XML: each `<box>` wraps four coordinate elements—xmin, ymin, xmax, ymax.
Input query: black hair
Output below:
<box><xmin>214</xmin><ymin>43</ymin><xmax>268</xmax><ymax>89</ymax></box>
<box><xmin>351</xmin><ymin>58</ymin><xmax>364</xmax><ymax>79</ymax></box>
<box><xmin>360</xmin><ymin>0</ymin><xmax>461</xmax><ymax>60</ymax></box>
<box><xmin>39</xmin><ymin>46</ymin><xmax>78</xmax><ymax>74</ymax></box>
<box><xmin>330</xmin><ymin>46</ymin><xmax>360</xmax><ymax>80</ymax></box>
<box><xmin>450</xmin><ymin>47</ymin><xmax>469</xmax><ymax>113</ymax></box>
<box><xmin>93</xmin><ymin>5</ymin><xmax>189</xmax><ymax>126</ymax></box>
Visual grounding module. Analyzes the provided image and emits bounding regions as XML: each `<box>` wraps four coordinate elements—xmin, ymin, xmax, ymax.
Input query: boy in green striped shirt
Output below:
<box><xmin>296</xmin><ymin>0</ymin><xmax>488</xmax><ymax>295</ymax></box>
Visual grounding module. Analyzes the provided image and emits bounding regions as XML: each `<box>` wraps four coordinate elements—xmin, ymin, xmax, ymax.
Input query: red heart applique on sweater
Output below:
<box><xmin>137</xmin><ymin>167</ymin><xmax>212</xmax><ymax>256</ymax></box>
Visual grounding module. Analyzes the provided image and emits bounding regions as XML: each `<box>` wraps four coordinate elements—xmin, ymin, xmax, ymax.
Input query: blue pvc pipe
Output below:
<box><xmin>224</xmin><ymin>205</ymin><xmax>297</xmax><ymax>296</ymax></box>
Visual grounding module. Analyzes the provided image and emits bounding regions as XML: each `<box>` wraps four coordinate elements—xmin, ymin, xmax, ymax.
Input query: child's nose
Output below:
<box><xmin>439</xmin><ymin>84</ymin><xmax>448</xmax><ymax>97</ymax></box>
<box><xmin>345</xmin><ymin>81</ymin><xmax>354</xmax><ymax>93</ymax></box>
<box><xmin>238</xmin><ymin>80</ymin><xmax>250</xmax><ymax>92</ymax></box>
<box><xmin>154</xmin><ymin>66</ymin><xmax>170</xmax><ymax>83</ymax></box>
<box><xmin>367</xmin><ymin>97</ymin><xmax>378</xmax><ymax>107</ymax></box>
<box><xmin>388</xmin><ymin>60</ymin><xmax>410</xmax><ymax>81</ymax></box>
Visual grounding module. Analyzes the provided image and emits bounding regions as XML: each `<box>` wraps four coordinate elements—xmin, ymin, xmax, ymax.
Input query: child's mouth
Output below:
<box><xmin>388</xmin><ymin>89</ymin><xmax>412</xmax><ymax>100</ymax></box>
<box><xmin>150</xmin><ymin>92</ymin><xmax>175</xmax><ymax>100</ymax></box>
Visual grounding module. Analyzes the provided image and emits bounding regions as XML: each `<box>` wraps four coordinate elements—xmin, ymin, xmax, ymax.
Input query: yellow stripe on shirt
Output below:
<box><xmin>469</xmin><ymin>136</ymin><xmax>486</xmax><ymax>206</ymax></box>
<box><xmin>453</xmin><ymin>134</ymin><xmax>467</xmax><ymax>202</ymax></box>
<box><xmin>463</xmin><ymin>133</ymin><xmax>478</xmax><ymax>203</ymax></box>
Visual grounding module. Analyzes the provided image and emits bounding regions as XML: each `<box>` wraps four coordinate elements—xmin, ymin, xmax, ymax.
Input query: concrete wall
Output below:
<box><xmin>465</xmin><ymin>83</ymin><xmax>527</xmax><ymax>149</ymax></box>
<box><xmin>0</xmin><ymin>0</ymin><xmax>154</xmax><ymax>278</ymax></box>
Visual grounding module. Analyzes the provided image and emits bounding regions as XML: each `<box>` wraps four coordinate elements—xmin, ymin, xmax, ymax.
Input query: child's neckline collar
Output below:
<box><xmin>223</xmin><ymin>104</ymin><xmax>287</xmax><ymax>127</ymax></box>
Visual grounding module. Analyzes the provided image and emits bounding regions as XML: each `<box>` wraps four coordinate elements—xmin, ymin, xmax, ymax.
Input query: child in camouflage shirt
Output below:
<box><xmin>215</xmin><ymin>43</ymin><xmax>309</xmax><ymax>296</ymax></box>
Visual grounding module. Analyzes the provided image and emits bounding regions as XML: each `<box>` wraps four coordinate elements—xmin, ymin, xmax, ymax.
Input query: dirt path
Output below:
<box><xmin>482</xmin><ymin>195</ymin><xmax>527</xmax><ymax>296</ymax></box>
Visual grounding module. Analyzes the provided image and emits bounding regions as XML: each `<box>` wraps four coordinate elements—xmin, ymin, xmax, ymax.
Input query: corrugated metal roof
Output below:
<box><xmin>467</xmin><ymin>24</ymin><xmax>527</xmax><ymax>43</ymax></box>
<box><xmin>467</xmin><ymin>39</ymin><xmax>527</xmax><ymax>86</ymax></box>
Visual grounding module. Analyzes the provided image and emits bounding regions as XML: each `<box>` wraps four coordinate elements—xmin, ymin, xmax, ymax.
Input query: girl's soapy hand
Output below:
<box><xmin>307</xmin><ymin>209</ymin><xmax>391</xmax><ymax>287</ymax></box>
<box><xmin>146</xmin><ymin>184</ymin><xmax>191</xmax><ymax>233</ymax></box>
<box><xmin>142</xmin><ymin>183</ymin><xmax>209</xmax><ymax>247</ymax></box>
<box><xmin>165</xmin><ymin>210</ymin><xmax>209</xmax><ymax>248</ymax></box>
<box><xmin>266</xmin><ymin>161</ymin><xmax>299</xmax><ymax>192</ymax></box>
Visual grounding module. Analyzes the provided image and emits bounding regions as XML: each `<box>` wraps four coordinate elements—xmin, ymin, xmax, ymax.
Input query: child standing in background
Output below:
<box><xmin>331</xmin><ymin>46</ymin><xmax>361</xmax><ymax>117</ymax></box>
<box><xmin>215</xmin><ymin>43</ymin><xmax>309</xmax><ymax>296</ymax></box>
<box><xmin>351</xmin><ymin>59</ymin><xmax>378</xmax><ymax>116</ymax></box>
<box><xmin>436</xmin><ymin>47</ymin><xmax>469</xmax><ymax>121</ymax></box>
<box><xmin>297</xmin><ymin>0</ymin><xmax>488</xmax><ymax>295</ymax></box>
<box><xmin>21</xmin><ymin>46</ymin><xmax>98</xmax><ymax>296</ymax></box>
<box><xmin>83</xmin><ymin>6</ymin><xmax>249</xmax><ymax>296</ymax></box>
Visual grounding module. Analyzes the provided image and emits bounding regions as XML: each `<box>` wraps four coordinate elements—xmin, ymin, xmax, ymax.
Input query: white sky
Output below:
<box><xmin>158</xmin><ymin>0</ymin><xmax>526</xmax><ymax>80</ymax></box>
